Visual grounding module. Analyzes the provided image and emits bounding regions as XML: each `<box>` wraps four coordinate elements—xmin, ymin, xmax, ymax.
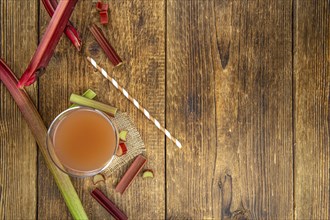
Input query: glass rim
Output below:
<box><xmin>46</xmin><ymin>106</ymin><xmax>119</xmax><ymax>178</ymax></box>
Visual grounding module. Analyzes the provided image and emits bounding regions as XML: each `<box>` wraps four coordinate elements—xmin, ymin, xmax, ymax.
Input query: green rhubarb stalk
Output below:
<box><xmin>0</xmin><ymin>59</ymin><xmax>88</xmax><ymax>220</ymax></box>
<box><xmin>69</xmin><ymin>93</ymin><xmax>117</xmax><ymax>116</ymax></box>
<box><xmin>70</xmin><ymin>89</ymin><xmax>97</xmax><ymax>108</ymax></box>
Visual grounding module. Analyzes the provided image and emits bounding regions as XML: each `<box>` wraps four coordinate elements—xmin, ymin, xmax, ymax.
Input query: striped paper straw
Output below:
<box><xmin>87</xmin><ymin>56</ymin><xmax>182</xmax><ymax>149</ymax></box>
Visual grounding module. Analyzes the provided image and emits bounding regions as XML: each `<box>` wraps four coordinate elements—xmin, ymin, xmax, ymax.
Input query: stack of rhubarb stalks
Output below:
<box><xmin>0</xmin><ymin>1</ymin><xmax>143</xmax><ymax>219</ymax></box>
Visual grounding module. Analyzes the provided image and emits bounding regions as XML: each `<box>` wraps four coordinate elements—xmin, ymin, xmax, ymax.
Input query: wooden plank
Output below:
<box><xmin>0</xmin><ymin>0</ymin><xmax>38</xmax><ymax>219</ymax></box>
<box><xmin>38</xmin><ymin>0</ymin><xmax>165</xmax><ymax>219</ymax></box>
<box><xmin>166</xmin><ymin>1</ymin><xmax>219</xmax><ymax>218</ymax></box>
<box><xmin>166</xmin><ymin>0</ymin><xmax>293</xmax><ymax>219</ymax></box>
<box><xmin>232</xmin><ymin>1</ymin><xmax>293</xmax><ymax>218</ymax></box>
<box><xmin>294</xmin><ymin>1</ymin><xmax>329</xmax><ymax>219</ymax></box>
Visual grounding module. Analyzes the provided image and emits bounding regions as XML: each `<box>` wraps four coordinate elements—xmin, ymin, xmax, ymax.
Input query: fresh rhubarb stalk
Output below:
<box><xmin>115</xmin><ymin>155</ymin><xmax>147</xmax><ymax>194</ymax></box>
<box><xmin>91</xmin><ymin>188</ymin><xmax>128</xmax><ymax>220</ymax></box>
<box><xmin>18</xmin><ymin>0</ymin><xmax>79</xmax><ymax>88</ymax></box>
<box><xmin>70</xmin><ymin>89</ymin><xmax>97</xmax><ymax>108</ymax></box>
<box><xmin>89</xmin><ymin>24</ymin><xmax>122</xmax><ymax>66</ymax></box>
<box><xmin>41</xmin><ymin>0</ymin><xmax>82</xmax><ymax>51</ymax></box>
<box><xmin>0</xmin><ymin>59</ymin><xmax>88</xmax><ymax>220</ymax></box>
<box><xmin>69</xmin><ymin>93</ymin><xmax>117</xmax><ymax>116</ymax></box>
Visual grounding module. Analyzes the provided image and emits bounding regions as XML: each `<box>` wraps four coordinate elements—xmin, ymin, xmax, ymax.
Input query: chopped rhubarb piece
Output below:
<box><xmin>101</xmin><ymin>3</ymin><xmax>109</xmax><ymax>11</ymax></box>
<box><xmin>93</xmin><ymin>174</ymin><xmax>106</xmax><ymax>185</ymax></box>
<box><xmin>96</xmin><ymin>2</ymin><xmax>108</xmax><ymax>11</ymax></box>
<box><xmin>115</xmin><ymin>155</ymin><xmax>147</xmax><ymax>194</ymax></box>
<box><xmin>142</xmin><ymin>169</ymin><xmax>154</xmax><ymax>179</ymax></box>
<box><xmin>96</xmin><ymin>1</ymin><xmax>102</xmax><ymax>10</ymax></box>
<box><xmin>100</xmin><ymin>11</ymin><xmax>109</xmax><ymax>24</ymax></box>
<box><xmin>91</xmin><ymin>188</ymin><xmax>128</xmax><ymax>220</ymax></box>
<box><xmin>41</xmin><ymin>0</ymin><xmax>82</xmax><ymax>50</ymax></box>
<box><xmin>18</xmin><ymin>0</ymin><xmax>79</xmax><ymax>87</ymax></box>
<box><xmin>119</xmin><ymin>130</ymin><xmax>128</xmax><ymax>142</ymax></box>
<box><xmin>116</xmin><ymin>143</ymin><xmax>128</xmax><ymax>157</ymax></box>
<box><xmin>80</xmin><ymin>89</ymin><xmax>97</xmax><ymax>100</ymax></box>
<box><xmin>89</xmin><ymin>24</ymin><xmax>122</xmax><ymax>66</ymax></box>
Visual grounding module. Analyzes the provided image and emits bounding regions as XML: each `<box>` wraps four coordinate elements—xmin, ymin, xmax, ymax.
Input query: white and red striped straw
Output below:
<box><xmin>87</xmin><ymin>57</ymin><xmax>182</xmax><ymax>149</ymax></box>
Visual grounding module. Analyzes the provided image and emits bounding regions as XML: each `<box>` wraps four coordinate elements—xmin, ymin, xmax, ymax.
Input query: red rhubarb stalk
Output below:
<box><xmin>91</xmin><ymin>188</ymin><xmax>128</xmax><ymax>220</ymax></box>
<box><xmin>18</xmin><ymin>0</ymin><xmax>79</xmax><ymax>88</ymax></box>
<box><xmin>115</xmin><ymin>155</ymin><xmax>147</xmax><ymax>194</ymax></box>
<box><xmin>41</xmin><ymin>0</ymin><xmax>82</xmax><ymax>50</ymax></box>
<box><xmin>0</xmin><ymin>59</ymin><xmax>88</xmax><ymax>219</ymax></box>
<box><xmin>89</xmin><ymin>24</ymin><xmax>122</xmax><ymax>66</ymax></box>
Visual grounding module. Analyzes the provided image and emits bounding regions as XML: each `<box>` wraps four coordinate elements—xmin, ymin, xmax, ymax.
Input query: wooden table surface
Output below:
<box><xmin>0</xmin><ymin>0</ymin><xmax>329</xmax><ymax>219</ymax></box>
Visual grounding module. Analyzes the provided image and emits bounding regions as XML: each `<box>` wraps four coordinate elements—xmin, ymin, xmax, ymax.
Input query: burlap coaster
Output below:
<box><xmin>101</xmin><ymin>111</ymin><xmax>146</xmax><ymax>177</ymax></box>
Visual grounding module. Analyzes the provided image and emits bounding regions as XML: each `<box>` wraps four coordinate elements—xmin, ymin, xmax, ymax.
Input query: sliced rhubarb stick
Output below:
<box><xmin>18</xmin><ymin>0</ymin><xmax>79</xmax><ymax>88</ymax></box>
<box><xmin>0</xmin><ymin>59</ymin><xmax>88</xmax><ymax>219</ymax></box>
<box><xmin>96</xmin><ymin>2</ymin><xmax>102</xmax><ymax>11</ymax></box>
<box><xmin>119</xmin><ymin>130</ymin><xmax>128</xmax><ymax>142</ymax></box>
<box><xmin>115</xmin><ymin>155</ymin><xmax>147</xmax><ymax>194</ymax></box>
<box><xmin>41</xmin><ymin>0</ymin><xmax>82</xmax><ymax>50</ymax></box>
<box><xmin>100</xmin><ymin>11</ymin><xmax>109</xmax><ymax>24</ymax></box>
<box><xmin>96</xmin><ymin>2</ymin><xmax>109</xmax><ymax>11</ymax></box>
<box><xmin>80</xmin><ymin>88</ymin><xmax>97</xmax><ymax>99</ymax></box>
<box><xmin>92</xmin><ymin>174</ymin><xmax>106</xmax><ymax>185</ymax></box>
<box><xmin>142</xmin><ymin>169</ymin><xmax>154</xmax><ymax>179</ymax></box>
<box><xmin>116</xmin><ymin>143</ymin><xmax>128</xmax><ymax>157</ymax></box>
<box><xmin>70</xmin><ymin>89</ymin><xmax>97</xmax><ymax>108</ymax></box>
<box><xmin>69</xmin><ymin>93</ymin><xmax>117</xmax><ymax>116</ymax></box>
<box><xmin>89</xmin><ymin>24</ymin><xmax>122</xmax><ymax>66</ymax></box>
<box><xmin>91</xmin><ymin>188</ymin><xmax>128</xmax><ymax>220</ymax></box>
<box><xmin>63</xmin><ymin>23</ymin><xmax>82</xmax><ymax>51</ymax></box>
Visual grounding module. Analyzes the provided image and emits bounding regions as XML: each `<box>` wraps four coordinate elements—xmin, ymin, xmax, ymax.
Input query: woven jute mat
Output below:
<box><xmin>101</xmin><ymin>112</ymin><xmax>146</xmax><ymax>177</ymax></box>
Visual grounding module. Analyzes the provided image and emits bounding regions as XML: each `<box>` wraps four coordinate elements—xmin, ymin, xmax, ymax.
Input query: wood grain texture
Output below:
<box><xmin>92</xmin><ymin>0</ymin><xmax>166</xmax><ymax>219</ymax></box>
<box><xmin>38</xmin><ymin>0</ymin><xmax>165</xmax><ymax>219</ymax></box>
<box><xmin>0</xmin><ymin>0</ymin><xmax>38</xmax><ymax>219</ymax></box>
<box><xmin>166</xmin><ymin>0</ymin><xmax>293</xmax><ymax>219</ymax></box>
<box><xmin>166</xmin><ymin>1</ymin><xmax>218</xmax><ymax>218</ymax></box>
<box><xmin>294</xmin><ymin>0</ymin><xmax>330</xmax><ymax>219</ymax></box>
<box><xmin>1</xmin><ymin>0</ymin><xmax>330</xmax><ymax>219</ymax></box>
<box><xmin>232</xmin><ymin>1</ymin><xmax>293</xmax><ymax>218</ymax></box>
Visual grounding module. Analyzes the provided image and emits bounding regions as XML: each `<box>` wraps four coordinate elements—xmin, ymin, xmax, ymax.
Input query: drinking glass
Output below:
<box><xmin>46</xmin><ymin>106</ymin><xmax>119</xmax><ymax>177</ymax></box>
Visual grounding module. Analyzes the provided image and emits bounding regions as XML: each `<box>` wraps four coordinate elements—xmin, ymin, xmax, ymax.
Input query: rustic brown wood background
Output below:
<box><xmin>0</xmin><ymin>0</ymin><xmax>329</xmax><ymax>219</ymax></box>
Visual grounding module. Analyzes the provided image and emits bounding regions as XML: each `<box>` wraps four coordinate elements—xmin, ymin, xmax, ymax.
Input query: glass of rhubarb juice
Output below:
<box><xmin>46</xmin><ymin>106</ymin><xmax>119</xmax><ymax>177</ymax></box>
